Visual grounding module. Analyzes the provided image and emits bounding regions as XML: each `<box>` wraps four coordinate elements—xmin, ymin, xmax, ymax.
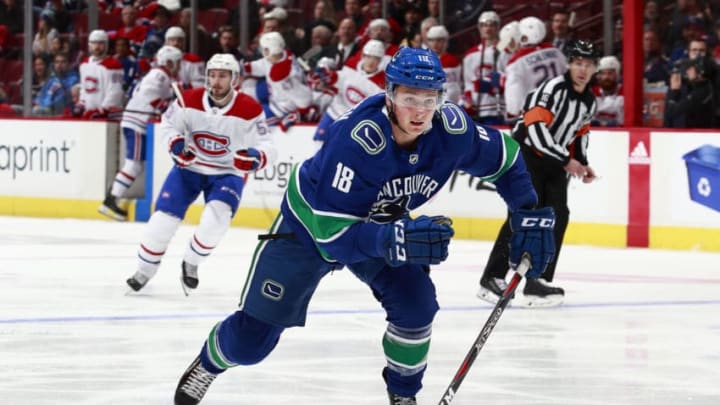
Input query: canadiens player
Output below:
<box><xmin>311</xmin><ymin>39</ymin><xmax>386</xmax><ymax>143</ymax></box>
<box><xmin>244</xmin><ymin>31</ymin><xmax>313</xmax><ymax>131</ymax></box>
<box><xmin>98</xmin><ymin>45</ymin><xmax>184</xmax><ymax>221</ymax></box>
<box><xmin>164</xmin><ymin>26</ymin><xmax>205</xmax><ymax>89</ymax></box>
<box><xmin>125</xmin><ymin>53</ymin><xmax>276</xmax><ymax>294</ymax></box>
<box><xmin>591</xmin><ymin>55</ymin><xmax>624</xmax><ymax>126</ymax></box>
<box><xmin>78</xmin><ymin>30</ymin><xmax>124</xmax><ymax>118</ymax></box>
<box><xmin>425</xmin><ymin>25</ymin><xmax>461</xmax><ymax>103</ymax></box>
<box><xmin>504</xmin><ymin>16</ymin><xmax>567</xmax><ymax>122</ymax></box>
<box><xmin>173</xmin><ymin>47</ymin><xmax>555</xmax><ymax>405</ymax></box>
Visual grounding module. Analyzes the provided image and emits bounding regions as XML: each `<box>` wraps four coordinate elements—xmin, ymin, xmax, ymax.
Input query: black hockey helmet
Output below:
<box><xmin>566</xmin><ymin>40</ymin><xmax>600</xmax><ymax>63</ymax></box>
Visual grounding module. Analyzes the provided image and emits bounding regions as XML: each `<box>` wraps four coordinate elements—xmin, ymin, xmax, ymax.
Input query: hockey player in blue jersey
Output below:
<box><xmin>173</xmin><ymin>46</ymin><xmax>556</xmax><ymax>405</ymax></box>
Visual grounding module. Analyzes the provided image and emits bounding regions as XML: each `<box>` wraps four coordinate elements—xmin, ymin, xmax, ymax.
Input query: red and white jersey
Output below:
<box><xmin>178</xmin><ymin>53</ymin><xmax>205</xmax><ymax>89</ymax></box>
<box><xmin>79</xmin><ymin>55</ymin><xmax>124</xmax><ymax>111</ymax></box>
<box><xmin>326</xmin><ymin>59</ymin><xmax>385</xmax><ymax>119</ymax></box>
<box><xmin>157</xmin><ymin>88</ymin><xmax>276</xmax><ymax>176</ymax></box>
<box><xmin>121</xmin><ymin>67</ymin><xmax>175</xmax><ymax>134</ymax></box>
<box><xmin>439</xmin><ymin>52</ymin><xmax>461</xmax><ymax>103</ymax></box>
<box><xmin>246</xmin><ymin>51</ymin><xmax>312</xmax><ymax>117</ymax></box>
<box><xmin>462</xmin><ymin>42</ymin><xmax>505</xmax><ymax>118</ymax></box>
<box><xmin>504</xmin><ymin>43</ymin><xmax>567</xmax><ymax>120</ymax></box>
<box><xmin>592</xmin><ymin>84</ymin><xmax>624</xmax><ymax>126</ymax></box>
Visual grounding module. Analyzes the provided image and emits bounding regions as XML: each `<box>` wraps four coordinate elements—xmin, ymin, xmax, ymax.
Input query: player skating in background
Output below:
<box><xmin>311</xmin><ymin>39</ymin><xmax>386</xmax><ymax>144</ymax></box>
<box><xmin>173</xmin><ymin>47</ymin><xmax>555</xmax><ymax>405</ymax></box>
<box><xmin>125</xmin><ymin>53</ymin><xmax>276</xmax><ymax>294</ymax></box>
<box><xmin>478</xmin><ymin>40</ymin><xmax>598</xmax><ymax>307</ymax></box>
<box><xmin>78</xmin><ymin>29</ymin><xmax>124</xmax><ymax>119</ymax></box>
<box><xmin>164</xmin><ymin>26</ymin><xmax>205</xmax><ymax>89</ymax></box>
<box><xmin>98</xmin><ymin>45</ymin><xmax>183</xmax><ymax>221</ymax></box>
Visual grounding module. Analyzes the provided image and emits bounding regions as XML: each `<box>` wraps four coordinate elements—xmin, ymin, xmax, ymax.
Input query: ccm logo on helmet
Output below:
<box><xmin>521</xmin><ymin>217</ymin><xmax>555</xmax><ymax>228</ymax></box>
<box><xmin>193</xmin><ymin>133</ymin><xmax>230</xmax><ymax>156</ymax></box>
<box><xmin>414</xmin><ymin>75</ymin><xmax>434</xmax><ymax>80</ymax></box>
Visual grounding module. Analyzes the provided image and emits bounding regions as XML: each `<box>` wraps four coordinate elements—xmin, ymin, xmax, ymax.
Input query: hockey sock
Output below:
<box><xmin>383</xmin><ymin>322</ymin><xmax>431</xmax><ymax>397</ymax></box>
<box><xmin>183</xmin><ymin>200</ymin><xmax>232</xmax><ymax>266</ymax></box>
<box><xmin>111</xmin><ymin>159</ymin><xmax>144</xmax><ymax>198</ymax></box>
<box><xmin>136</xmin><ymin>210</ymin><xmax>182</xmax><ymax>278</ymax></box>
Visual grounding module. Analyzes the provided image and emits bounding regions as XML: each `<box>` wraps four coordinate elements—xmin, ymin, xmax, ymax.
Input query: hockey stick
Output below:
<box><xmin>170</xmin><ymin>81</ymin><xmax>191</xmax><ymax>142</ymax></box>
<box><xmin>437</xmin><ymin>255</ymin><xmax>530</xmax><ymax>405</ymax></box>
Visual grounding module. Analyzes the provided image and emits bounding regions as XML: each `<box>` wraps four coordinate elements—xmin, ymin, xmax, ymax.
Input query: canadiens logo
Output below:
<box><xmin>345</xmin><ymin>86</ymin><xmax>367</xmax><ymax>105</ymax></box>
<box><xmin>84</xmin><ymin>77</ymin><xmax>99</xmax><ymax>93</ymax></box>
<box><xmin>193</xmin><ymin>133</ymin><xmax>230</xmax><ymax>156</ymax></box>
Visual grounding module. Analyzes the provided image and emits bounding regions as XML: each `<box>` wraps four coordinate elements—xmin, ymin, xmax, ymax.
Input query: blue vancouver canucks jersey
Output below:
<box><xmin>280</xmin><ymin>93</ymin><xmax>537</xmax><ymax>264</ymax></box>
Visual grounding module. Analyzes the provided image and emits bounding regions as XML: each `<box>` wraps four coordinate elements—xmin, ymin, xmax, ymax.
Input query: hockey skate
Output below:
<box><xmin>174</xmin><ymin>355</ymin><xmax>217</xmax><ymax>405</ymax></box>
<box><xmin>387</xmin><ymin>391</ymin><xmax>417</xmax><ymax>405</ymax></box>
<box><xmin>518</xmin><ymin>278</ymin><xmax>564</xmax><ymax>308</ymax></box>
<box><xmin>477</xmin><ymin>276</ymin><xmax>515</xmax><ymax>304</ymax></box>
<box><xmin>180</xmin><ymin>261</ymin><xmax>199</xmax><ymax>296</ymax></box>
<box><xmin>125</xmin><ymin>271</ymin><xmax>150</xmax><ymax>293</ymax></box>
<box><xmin>98</xmin><ymin>195</ymin><xmax>128</xmax><ymax>221</ymax></box>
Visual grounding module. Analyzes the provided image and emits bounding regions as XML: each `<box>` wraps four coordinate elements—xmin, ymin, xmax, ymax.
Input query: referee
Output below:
<box><xmin>478</xmin><ymin>40</ymin><xmax>599</xmax><ymax>307</ymax></box>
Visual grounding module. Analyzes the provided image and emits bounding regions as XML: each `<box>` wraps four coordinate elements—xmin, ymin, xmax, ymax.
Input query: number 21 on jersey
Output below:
<box><xmin>332</xmin><ymin>162</ymin><xmax>355</xmax><ymax>193</ymax></box>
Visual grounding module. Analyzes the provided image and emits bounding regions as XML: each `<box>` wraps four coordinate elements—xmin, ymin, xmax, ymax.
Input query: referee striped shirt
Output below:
<box><xmin>513</xmin><ymin>72</ymin><xmax>597</xmax><ymax>166</ymax></box>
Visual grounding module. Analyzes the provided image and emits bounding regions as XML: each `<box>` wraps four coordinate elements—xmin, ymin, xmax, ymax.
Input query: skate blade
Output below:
<box><xmin>516</xmin><ymin>294</ymin><xmax>563</xmax><ymax>308</ymax></box>
<box><xmin>98</xmin><ymin>205</ymin><xmax>127</xmax><ymax>222</ymax></box>
<box><xmin>180</xmin><ymin>278</ymin><xmax>196</xmax><ymax>297</ymax></box>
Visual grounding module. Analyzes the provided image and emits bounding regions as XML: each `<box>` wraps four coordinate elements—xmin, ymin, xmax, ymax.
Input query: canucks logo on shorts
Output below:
<box><xmin>261</xmin><ymin>279</ymin><xmax>284</xmax><ymax>301</ymax></box>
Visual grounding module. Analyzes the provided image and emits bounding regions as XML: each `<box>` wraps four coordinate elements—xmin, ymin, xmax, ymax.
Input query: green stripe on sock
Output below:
<box><xmin>206</xmin><ymin>324</ymin><xmax>233</xmax><ymax>370</ymax></box>
<box><xmin>382</xmin><ymin>333</ymin><xmax>430</xmax><ymax>368</ymax></box>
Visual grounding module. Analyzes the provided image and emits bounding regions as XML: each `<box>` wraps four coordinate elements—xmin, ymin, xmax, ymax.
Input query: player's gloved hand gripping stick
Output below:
<box><xmin>379</xmin><ymin>215</ymin><xmax>455</xmax><ymax>267</ymax></box>
<box><xmin>169</xmin><ymin>81</ymin><xmax>197</xmax><ymax>167</ymax></box>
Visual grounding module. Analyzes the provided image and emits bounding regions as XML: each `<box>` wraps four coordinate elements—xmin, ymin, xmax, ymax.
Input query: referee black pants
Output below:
<box><xmin>482</xmin><ymin>144</ymin><xmax>570</xmax><ymax>282</ymax></box>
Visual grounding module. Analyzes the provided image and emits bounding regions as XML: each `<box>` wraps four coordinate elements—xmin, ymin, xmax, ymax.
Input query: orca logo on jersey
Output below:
<box><xmin>344</xmin><ymin>86</ymin><xmax>367</xmax><ymax>105</ymax></box>
<box><xmin>193</xmin><ymin>133</ymin><xmax>230</xmax><ymax>156</ymax></box>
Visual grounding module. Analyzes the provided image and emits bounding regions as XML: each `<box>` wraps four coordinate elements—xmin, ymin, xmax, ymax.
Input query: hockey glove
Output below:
<box><xmin>233</xmin><ymin>148</ymin><xmax>267</xmax><ymax>171</ymax></box>
<box><xmin>378</xmin><ymin>215</ymin><xmax>455</xmax><ymax>267</ymax></box>
<box><xmin>509</xmin><ymin>207</ymin><xmax>556</xmax><ymax>278</ymax></box>
<box><xmin>169</xmin><ymin>135</ymin><xmax>197</xmax><ymax>168</ymax></box>
<box><xmin>279</xmin><ymin>111</ymin><xmax>300</xmax><ymax>132</ymax></box>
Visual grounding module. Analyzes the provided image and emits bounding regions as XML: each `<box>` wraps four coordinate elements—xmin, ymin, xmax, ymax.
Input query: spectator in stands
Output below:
<box><xmin>334</xmin><ymin>17</ymin><xmax>360</xmax><ymax>66</ymax></box>
<box><xmin>114</xmin><ymin>5</ymin><xmax>150</xmax><ymax>56</ymax></box>
<box><xmin>216</xmin><ymin>26</ymin><xmax>246</xmax><ymax>62</ymax></box>
<box><xmin>0</xmin><ymin>0</ymin><xmax>22</xmax><ymax>37</ymax></box>
<box><xmin>550</xmin><ymin>11</ymin><xmax>573</xmax><ymax>54</ymax></box>
<box><xmin>33</xmin><ymin>52</ymin><xmax>78</xmax><ymax>116</ymax></box>
<box><xmin>360</xmin><ymin>0</ymin><xmax>402</xmax><ymax>41</ymax></box>
<box><xmin>669</xmin><ymin>16</ymin><xmax>706</xmax><ymax>64</ymax></box>
<box><xmin>591</xmin><ymin>56</ymin><xmax>624</xmax><ymax>126</ymax></box>
<box><xmin>426</xmin><ymin>0</ymin><xmax>440</xmax><ymax>19</ymax></box>
<box><xmin>140</xmin><ymin>5</ymin><xmax>172</xmax><ymax>59</ymax></box>
<box><xmin>668</xmin><ymin>0</ymin><xmax>710</xmax><ymax>50</ymax></box>
<box><xmin>32</xmin><ymin>10</ymin><xmax>59</xmax><ymax>61</ymax></box>
<box><xmin>244</xmin><ymin>31</ymin><xmax>313</xmax><ymax>131</ymax></box>
<box><xmin>644</xmin><ymin>0</ymin><xmax>663</xmax><ymax>32</ymax></box>
<box><xmin>114</xmin><ymin>36</ymin><xmax>140</xmax><ymax>93</ymax></box>
<box><xmin>644</xmin><ymin>28</ymin><xmax>670</xmax><ymax>84</ymax></box>
<box><xmin>612</xmin><ymin>18</ymin><xmax>623</xmax><ymax>60</ymax></box>
<box><xmin>665</xmin><ymin>55</ymin><xmax>716</xmax><ymax>128</ymax></box>
<box><xmin>302</xmin><ymin>24</ymin><xmax>337</xmax><ymax>68</ymax></box>
<box><xmin>299</xmin><ymin>0</ymin><xmax>337</xmax><ymax>53</ymax></box>
<box><xmin>178</xmin><ymin>7</ymin><xmax>214</xmax><ymax>60</ymax></box>
<box><xmin>41</xmin><ymin>0</ymin><xmax>70</xmax><ymax>33</ymax></box>
<box><xmin>426</xmin><ymin>25</ymin><xmax>461</xmax><ymax>103</ymax></box>
<box><xmin>462</xmin><ymin>11</ymin><xmax>506</xmax><ymax>125</ymax></box>
<box><xmin>339</xmin><ymin>0</ymin><xmax>365</xmax><ymax>33</ymax></box>
<box><xmin>31</xmin><ymin>56</ymin><xmax>51</xmax><ymax>102</ymax></box>
<box><xmin>165</xmin><ymin>26</ymin><xmax>205</xmax><ymax>89</ymax></box>
<box><xmin>262</xmin><ymin>6</ymin><xmax>304</xmax><ymax>58</ymax></box>
<box><xmin>66</xmin><ymin>83</ymin><xmax>82</xmax><ymax>117</ymax></box>
<box><xmin>78</xmin><ymin>30</ymin><xmax>124</xmax><ymax>119</ymax></box>
<box><xmin>49</xmin><ymin>36</ymin><xmax>65</xmax><ymax>60</ymax></box>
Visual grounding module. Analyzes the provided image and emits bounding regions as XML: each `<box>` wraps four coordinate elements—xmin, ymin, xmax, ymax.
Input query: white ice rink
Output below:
<box><xmin>1</xmin><ymin>216</ymin><xmax>719</xmax><ymax>405</ymax></box>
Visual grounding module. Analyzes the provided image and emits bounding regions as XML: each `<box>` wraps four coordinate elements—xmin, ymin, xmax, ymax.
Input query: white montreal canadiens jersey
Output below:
<box><xmin>156</xmin><ymin>88</ymin><xmax>277</xmax><ymax>176</ymax></box>
<box><xmin>504</xmin><ymin>43</ymin><xmax>567</xmax><ymax>119</ymax></box>
<box><xmin>246</xmin><ymin>51</ymin><xmax>312</xmax><ymax>116</ymax></box>
<box><xmin>178</xmin><ymin>53</ymin><xmax>205</xmax><ymax>89</ymax></box>
<box><xmin>121</xmin><ymin>67</ymin><xmax>174</xmax><ymax>133</ymax></box>
<box><xmin>327</xmin><ymin>61</ymin><xmax>385</xmax><ymax>119</ymax></box>
<box><xmin>592</xmin><ymin>84</ymin><xmax>624</xmax><ymax>126</ymax></box>
<box><xmin>462</xmin><ymin>43</ymin><xmax>504</xmax><ymax>117</ymax></box>
<box><xmin>79</xmin><ymin>56</ymin><xmax>124</xmax><ymax>110</ymax></box>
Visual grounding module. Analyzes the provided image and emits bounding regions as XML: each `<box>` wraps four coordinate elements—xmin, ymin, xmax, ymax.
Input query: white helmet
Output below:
<box><xmin>597</xmin><ymin>55</ymin><xmax>621</xmax><ymax>75</ymax></box>
<box><xmin>497</xmin><ymin>21</ymin><xmax>520</xmax><ymax>51</ymax></box>
<box><xmin>518</xmin><ymin>16</ymin><xmax>546</xmax><ymax>46</ymax></box>
<box><xmin>88</xmin><ymin>29</ymin><xmax>108</xmax><ymax>44</ymax></box>
<box><xmin>478</xmin><ymin>11</ymin><xmax>500</xmax><ymax>25</ymax></box>
<box><xmin>426</xmin><ymin>25</ymin><xmax>450</xmax><ymax>40</ymax></box>
<box><xmin>206</xmin><ymin>53</ymin><xmax>240</xmax><ymax>75</ymax></box>
<box><xmin>362</xmin><ymin>39</ymin><xmax>385</xmax><ymax>58</ymax></box>
<box><xmin>259</xmin><ymin>31</ymin><xmax>285</xmax><ymax>56</ymax></box>
<box><xmin>165</xmin><ymin>26</ymin><xmax>186</xmax><ymax>41</ymax></box>
<box><xmin>156</xmin><ymin>45</ymin><xmax>183</xmax><ymax>66</ymax></box>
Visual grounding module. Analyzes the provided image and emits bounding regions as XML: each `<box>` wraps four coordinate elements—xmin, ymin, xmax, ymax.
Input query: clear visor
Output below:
<box><xmin>393</xmin><ymin>92</ymin><xmax>441</xmax><ymax>111</ymax></box>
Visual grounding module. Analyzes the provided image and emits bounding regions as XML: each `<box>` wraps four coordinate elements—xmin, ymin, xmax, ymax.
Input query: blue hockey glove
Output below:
<box><xmin>378</xmin><ymin>215</ymin><xmax>455</xmax><ymax>267</ymax></box>
<box><xmin>509</xmin><ymin>207</ymin><xmax>556</xmax><ymax>278</ymax></box>
<box><xmin>488</xmin><ymin>71</ymin><xmax>501</xmax><ymax>88</ymax></box>
<box><xmin>169</xmin><ymin>135</ymin><xmax>196</xmax><ymax>168</ymax></box>
<box><xmin>233</xmin><ymin>148</ymin><xmax>267</xmax><ymax>171</ymax></box>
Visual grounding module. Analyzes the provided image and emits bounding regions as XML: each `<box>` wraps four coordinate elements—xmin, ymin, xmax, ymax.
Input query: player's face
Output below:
<box><xmin>362</xmin><ymin>54</ymin><xmax>381</xmax><ymax>73</ymax></box>
<box><xmin>569</xmin><ymin>58</ymin><xmax>596</xmax><ymax>90</ymax></box>
<box><xmin>390</xmin><ymin>85</ymin><xmax>439</xmax><ymax>138</ymax></box>
<box><xmin>207</xmin><ymin>69</ymin><xmax>233</xmax><ymax>98</ymax></box>
<box><xmin>89</xmin><ymin>41</ymin><xmax>106</xmax><ymax>57</ymax></box>
<box><xmin>167</xmin><ymin>37</ymin><xmax>184</xmax><ymax>51</ymax></box>
<box><xmin>596</xmin><ymin>68</ymin><xmax>617</xmax><ymax>88</ymax></box>
<box><xmin>427</xmin><ymin>37</ymin><xmax>446</xmax><ymax>54</ymax></box>
<box><xmin>479</xmin><ymin>22</ymin><xmax>498</xmax><ymax>40</ymax></box>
